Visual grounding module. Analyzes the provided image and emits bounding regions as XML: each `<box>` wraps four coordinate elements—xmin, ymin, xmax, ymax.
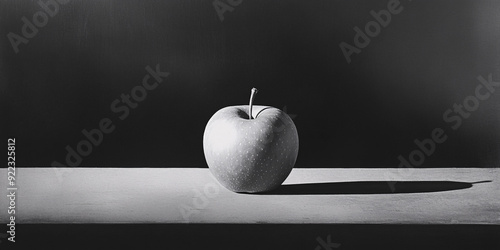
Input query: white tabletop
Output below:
<box><xmin>1</xmin><ymin>168</ymin><xmax>499</xmax><ymax>224</ymax></box>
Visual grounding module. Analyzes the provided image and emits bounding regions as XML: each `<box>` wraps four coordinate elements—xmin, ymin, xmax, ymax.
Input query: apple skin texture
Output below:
<box><xmin>203</xmin><ymin>105</ymin><xmax>299</xmax><ymax>193</ymax></box>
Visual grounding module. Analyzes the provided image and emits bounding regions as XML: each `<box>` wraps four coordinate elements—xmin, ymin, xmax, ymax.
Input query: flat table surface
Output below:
<box><xmin>1</xmin><ymin>168</ymin><xmax>499</xmax><ymax>224</ymax></box>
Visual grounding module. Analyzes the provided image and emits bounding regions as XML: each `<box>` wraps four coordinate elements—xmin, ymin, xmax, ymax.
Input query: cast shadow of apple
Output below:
<box><xmin>258</xmin><ymin>180</ymin><xmax>492</xmax><ymax>195</ymax></box>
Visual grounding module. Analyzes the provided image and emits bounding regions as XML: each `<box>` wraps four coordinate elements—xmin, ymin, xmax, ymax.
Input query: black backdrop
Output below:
<box><xmin>2</xmin><ymin>0</ymin><xmax>500</xmax><ymax>167</ymax></box>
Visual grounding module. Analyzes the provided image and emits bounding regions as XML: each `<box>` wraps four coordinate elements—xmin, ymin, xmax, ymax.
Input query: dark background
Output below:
<box><xmin>2</xmin><ymin>0</ymin><xmax>500</xmax><ymax>168</ymax></box>
<box><xmin>9</xmin><ymin>224</ymin><xmax>500</xmax><ymax>250</ymax></box>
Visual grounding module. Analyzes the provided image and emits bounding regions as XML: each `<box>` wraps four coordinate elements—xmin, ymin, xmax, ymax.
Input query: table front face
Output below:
<box><xmin>1</xmin><ymin>168</ymin><xmax>499</xmax><ymax>224</ymax></box>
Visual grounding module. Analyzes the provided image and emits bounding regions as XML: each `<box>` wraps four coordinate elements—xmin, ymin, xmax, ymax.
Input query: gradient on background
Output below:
<box><xmin>1</xmin><ymin>0</ymin><xmax>500</xmax><ymax>167</ymax></box>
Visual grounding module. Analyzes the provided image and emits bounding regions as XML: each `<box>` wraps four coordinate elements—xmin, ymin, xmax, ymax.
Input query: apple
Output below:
<box><xmin>203</xmin><ymin>88</ymin><xmax>299</xmax><ymax>193</ymax></box>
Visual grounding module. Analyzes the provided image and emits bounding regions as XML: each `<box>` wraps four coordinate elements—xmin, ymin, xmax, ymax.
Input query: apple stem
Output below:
<box><xmin>249</xmin><ymin>88</ymin><xmax>258</xmax><ymax>119</ymax></box>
